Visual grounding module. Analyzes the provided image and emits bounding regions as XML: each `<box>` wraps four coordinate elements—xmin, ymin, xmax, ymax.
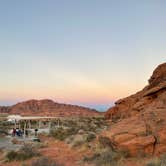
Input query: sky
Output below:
<box><xmin>0</xmin><ymin>0</ymin><xmax>165</xmax><ymax>111</ymax></box>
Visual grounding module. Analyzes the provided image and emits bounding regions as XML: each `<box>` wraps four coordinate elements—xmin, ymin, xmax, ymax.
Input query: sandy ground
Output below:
<box><xmin>39</xmin><ymin>136</ymin><xmax>94</xmax><ymax>166</ymax></box>
<box><xmin>0</xmin><ymin>135</ymin><xmax>152</xmax><ymax>166</ymax></box>
<box><xmin>0</xmin><ymin>135</ymin><xmax>94</xmax><ymax>166</ymax></box>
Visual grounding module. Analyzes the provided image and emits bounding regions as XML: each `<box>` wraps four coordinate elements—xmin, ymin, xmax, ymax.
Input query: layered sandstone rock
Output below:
<box><xmin>105</xmin><ymin>63</ymin><xmax>166</xmax><ymax>156</ymax></box>
<box><xmin>0</xmin><ymin>99</ymin><xmax>101</xmax><ymax>117</ymax></box>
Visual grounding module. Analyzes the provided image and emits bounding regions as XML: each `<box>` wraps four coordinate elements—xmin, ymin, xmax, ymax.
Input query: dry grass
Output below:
<box><xmin>146</xmin><ymin>153</ymin><xmax>166</xmax><ymax>166</ymax></box>
<box><xmin>5</xmin><ymin>143</ymin><xmax>40</xmax><ymax>162</ymax></box>
<box><xmin>31</xmin><ymin>157</ymin><xmax>63</xmax><ymax>166</ymax></box>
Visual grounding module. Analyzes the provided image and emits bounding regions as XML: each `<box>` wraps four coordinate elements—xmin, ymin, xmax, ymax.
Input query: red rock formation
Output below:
<box><xmin>0</xmin><ymin>99</ymin><xmax>102</xmax><ymax>117</ymax></box>
<box><xmin>105</xmin><ymin>62</ymin><xmax>166</xmax><ymax>156</ymax></box>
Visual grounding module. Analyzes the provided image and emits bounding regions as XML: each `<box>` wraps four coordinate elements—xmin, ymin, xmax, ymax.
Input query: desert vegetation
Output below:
<box><xmin>146</xmin><ymin>153</ymin><xmax>166</xmax><ymax>166</ymax></box>
<box><xmin>50</xmin><ymin>117</ymin><xmax>107</xmax><ymax>146</ymax></box>
<box><xmin>83</xmin><ymin>135</ymin><xmax>129</xmax><ymax>166</ymax></box>
<box><xmin>5</xmin><ymin>143</ymin><xmax>40</xmax><ymax>161</ymax></box>
<box><xmin>0</xmin><ymin>114</ymin><xmax>9</xmax><ymax>135</ymax></box>
<box><xmin>0</xmin><ymin>114</ymin><xmax>165</xmax><ymax>166</ymax></box>
<box><xmin>31</xmin><ymin>157</ymin><xmax>63</xmax><ymax>166</ymax></box>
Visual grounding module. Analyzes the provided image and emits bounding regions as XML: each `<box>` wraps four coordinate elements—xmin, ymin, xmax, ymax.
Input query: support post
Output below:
<box><xmin>29</xmin><ymin>120</ymin><xmax>31</xmax><ymax>129</ymax></box>
<box><xmin>58</xmin><ymin>119</ymin><xmax>60</xmax><ymax>128</ymax></box>
<box><xmin>19</xmin><ymin>122</ymin><xmax>21</xmax><ymax>129</ymax></box>
<box><xmin>24</xmin><ymin>121</ymin><xmax>26</xmax><ymax>139</ymax></box>
<box><xmin>48</xmin><ymin>121</ymin><xmax>51</xmax><ymax>131</ymax></box>
<box><xmin>38</xmin><ymin>121</ymin><xmax>41</xmax><ymax>129</ymax></box>
<box><xmin>14</xmin><ymin>120</ymin><xmax>16</xmax><ymax>129</ymax></box>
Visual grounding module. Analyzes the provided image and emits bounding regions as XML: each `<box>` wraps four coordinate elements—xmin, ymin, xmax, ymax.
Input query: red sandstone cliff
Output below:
<box><xmin>105</xmin><ymin>62</ymin><xmax>166</xmax><ymax>156</ymax></box>
<box><xmin>0</xmin><ymin>99</ymin><xmax>101</xmax><ymax>117</ymax></box>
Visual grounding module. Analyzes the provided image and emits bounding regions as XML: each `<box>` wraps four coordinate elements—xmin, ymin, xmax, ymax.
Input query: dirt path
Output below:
<box><xmin>0</xmin><ymin>136</ymin><xmax>21</xmax><ymax>151</ymax></box>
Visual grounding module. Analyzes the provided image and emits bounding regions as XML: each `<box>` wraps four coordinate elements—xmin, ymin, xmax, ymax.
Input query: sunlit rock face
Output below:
<box><xmin>105</xmin><ymin>62</ymin><xmax>166</xmax><ymax>156</ymax></box>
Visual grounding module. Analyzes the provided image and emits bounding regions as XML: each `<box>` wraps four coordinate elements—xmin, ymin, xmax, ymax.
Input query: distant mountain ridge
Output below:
<box><xmin>0</xmin><ymin>99</ymin><xmax>102</xmax><ymax>117</ymax></box>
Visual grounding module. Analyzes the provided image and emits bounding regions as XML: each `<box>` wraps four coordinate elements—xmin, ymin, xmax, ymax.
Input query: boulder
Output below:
<box><xmin>119</xmin><ymin>135</ymin><xmax>155</xmax><ymax>156</ymax></box>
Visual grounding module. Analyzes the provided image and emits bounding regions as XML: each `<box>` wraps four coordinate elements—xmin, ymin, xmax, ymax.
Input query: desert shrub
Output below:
<box><xmin>117</xmin><ymin>149</ymin><xmax>130</xmax><ymax>158</ymax></box>
<box><xmin>65</xmin><ymin>135</ymin><xmax>74</xmax><ymax>144</ymax></box>
<box><xmin>6</xmin><ymin>151</ymin><xmax>18</xmax><ymax>161</ymax></box>
<box><xmin>112</xmin><ymin>114</ymin><xmax>121</xmax><ymax>123</ymax></box>
<box><xmin>146</xmin><ymin>158</ymin><xmax>161</xmax><ymax>166</ymax></box>
<box><xmin>146</xmin><ymin>124</ymin><xmax>153</xmax><ymax>136</ymax></box>
<box><xmin>146</xmin><ymin>163</ymin><xmax>159</xmax><ymax>166</ymax></box>
<box><xmin>86</xmin><ymin>133</ymin><xmax>96</xmax><ymax>142</ymax></box>
<box><xmin>83</xmin><ymin>136</ymin><xmax>129</xmax><ymax>166</ymax></box>
<box><xmin>81</xmin><ymin>125</ymin><xmax>96</xmax><ymax>133</ymax></box>
<box><xmin>31</xmin><ymin>157</ymin><xmax>63</xmax><ymax>166</ymax></box>
<box><xmin>6</xmin><ymin>143</ymin><xmax>40</xmax><ymax>161</ymax></box>
<box><xmin>0</xmin><ymin>121</ymin><xmax>9</xmax><ymax>135</ymax></box>
<box><xmin>50</xmin><ymin>117</ymin><xmax>108</xmax><ymax>142</ymax></box>
<box><xmin>50</xmin><ymin>127</ymin><xmax>78</xmax><ymax>141</ymax></box>
<box><xmin>146</xmin><ymin>154</ymin><xmax>166</xmax><ymax>166</ymax></box>
<box><xmin>92</xmin><ymin>117</ymin><xmax>108</xmax><ymax>129</ymax></box>
<box><xmin>50</xmin><ymin>128</ymin><xmax>65</xmax><ymax>140</ymax></box>
<box><xmin>72</xmin><ymin>140</ymin><xmax>84</xmax><ymax>147</ymax></box>
<box><xmin>20</xmin><ymin>143</ymin><xmax>39</xmax><ymax>157</ymax></box>
<box><xmin>66</xmin><ymin>132</ymin><xmax>96</xmax><ymax>147</ymax></box>
<box><xmin>83</xmin><ymin>148</ymin><xmax>120</xmax><ymax>166</ymax></box>
<box><xmin>146</xmin><ymin>159</ymin><xmax>161</xmax><ymax>166</ymax></box>
<box><xmin>70</xmin><ymin>134</ymin><xmax>87</xmax><ymax>147</ymax></box>
<box><xmin>160</xmin><ymin>153</ymin><xmax>166</xmax><ymax>166</ymax></box>
<box><xmin>21</xmin><ymin>164</ymin><xmax>28</xmax><ymax>166</ymax></box>
<box><xmin>62</xmin><ymin>119</ymin><xmax>77</xmax><ymax>128</ymax></box>
<box><xmin>98</xmin><ymin>136</ymin><xmax>115</xmax><ymax>150</ymax></box>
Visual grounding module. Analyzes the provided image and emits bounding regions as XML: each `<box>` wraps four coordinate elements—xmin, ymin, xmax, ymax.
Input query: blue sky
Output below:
<box><xmin>0</xmin><ymin>0</ymin><xmax>165</xmax><ymax>111</ymax></box>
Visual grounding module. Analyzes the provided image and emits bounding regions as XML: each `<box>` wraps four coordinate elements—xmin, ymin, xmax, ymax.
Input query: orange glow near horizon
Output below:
<box><xmin>0</xmin><ymin>80</ymin><xmax>145</xmax><ymax>106</ymax></box>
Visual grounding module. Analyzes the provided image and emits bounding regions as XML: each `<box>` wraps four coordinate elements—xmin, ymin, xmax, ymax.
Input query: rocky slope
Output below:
<box><xmin>105</xmin><ymin>62</ymin><xmax>166</xmax><ymax>156</ymax></box>
<box><xmin>0</xmin><ymin>99</ymin><xmax>101</xmax><ymax>117</ymax></box>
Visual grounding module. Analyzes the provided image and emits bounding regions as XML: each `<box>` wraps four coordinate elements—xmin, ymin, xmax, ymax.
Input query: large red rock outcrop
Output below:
<box><xmin>0</xmin><ymin>99</ymin><xmax>102</xmax><ymax>117</ymax></box>
<box><xmin>105</xmin><ymin>63</ymin><xmax>166</xmax><ymax>156</ymax></box>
